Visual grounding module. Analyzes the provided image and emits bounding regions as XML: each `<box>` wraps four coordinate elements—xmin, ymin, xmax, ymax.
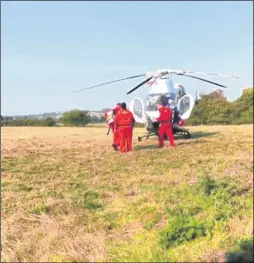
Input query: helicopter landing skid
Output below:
<box><xmin>137</xmin><ymin>125</ymin><xmax>191</xmax><ymax>142</ymax></box>
<box><xmin>173</xmin><ymin>125</ymin><xmax>191</xmax><ymax>139</ymax></box>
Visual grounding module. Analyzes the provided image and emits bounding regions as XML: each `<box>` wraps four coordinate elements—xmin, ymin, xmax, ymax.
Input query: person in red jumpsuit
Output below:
<box><xmin>156</xmin><ymin>98</ymin><xmax>175</xmax><ymax>148</ymax></box>
<box><xmin>114</xmin><ymin>102</ymin><xmax>135</xmax><ymax>153</ymax></box>
<box><xmin>112</xmin><ymin>103</ymin><xmax>121</xmax><ymax>150</ymax></box>
<box><xmin>104</xmin><ymin>103</ymin><xmax>121</xmax><ymax>151</ymax></box>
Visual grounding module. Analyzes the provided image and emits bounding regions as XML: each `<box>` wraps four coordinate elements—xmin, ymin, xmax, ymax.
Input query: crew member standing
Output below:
<box><xmin>112</xmin><ymin>103</ymin><xmax>121</xmax><ymax>150</ymax></box>
<box><xmin>104</xmin><ymin>103</ymin><xmax>121</xmax><ymax>151</ymax></box>
<box><xmin>114</xmin><ymin>102</ymin><xmax>135</xmax><ymax>153</ymax></box>
<box><xmin>156</xmin><ymin>97</ymin><xmax>175</xmax><ymax>148</ymax></box>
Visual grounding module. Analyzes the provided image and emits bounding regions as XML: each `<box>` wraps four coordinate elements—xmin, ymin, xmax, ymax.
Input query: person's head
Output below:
<box><xmin>114</xmin><ymin>103</ymin><xmax>121</xmax><ymax>113</ymax></box>
<box><xmin>120</xmin><ymin>102</ymin><xmax>127</xmax><ymax>109</ymax></box>
<box><xmin>161</xmin><ymin>96</ymin><xmax>168</xmax><ymax>106</ymax></box>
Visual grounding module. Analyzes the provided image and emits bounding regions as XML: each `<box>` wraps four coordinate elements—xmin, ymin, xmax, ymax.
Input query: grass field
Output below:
<box><xmin>1</xmin><ymin>125</ymin><xmax>253</xmax><ymax>262</ymax></box>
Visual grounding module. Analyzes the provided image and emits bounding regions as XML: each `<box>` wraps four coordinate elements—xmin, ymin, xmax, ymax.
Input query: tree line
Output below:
<box><xmin>1</xmin><ymin>110</ymin><xmax>102</xmax><ymax>127</ymax></box>
<box><xmin>1</xmin><ymin>88</ymin><xmax>253</xmax><ymax>127</ymax></box>
<box><xmin>185</xmin><ymin>87</ymin><xmax>253</xmax><ymax>125</ymax></box>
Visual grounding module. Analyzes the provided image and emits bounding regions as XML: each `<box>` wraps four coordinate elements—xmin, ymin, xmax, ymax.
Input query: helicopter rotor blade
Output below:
<box><xmin>182</xmin><ymin>70</ymin><xmax>243</xmax><ymax>79</ymax></box>
<box><xmin>70</xmin><ymin>74</ymin><xmax>145</xmax><ymax>94</ymax></box>
<box><xmin>180</xmin><ymin>74</ymin><xmax>227</xmax><ymax>88</ymax></box>
<box><xmin>126</xmin><ymin>76</ymin><xmax>154</xmax><ymax>95</ymax></box>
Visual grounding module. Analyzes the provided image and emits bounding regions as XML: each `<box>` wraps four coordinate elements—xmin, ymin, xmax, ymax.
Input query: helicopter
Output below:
<box><xmin>70</xmin><ymin>68</ymin><xmax>242</xmax><ymax>141</ymax></box>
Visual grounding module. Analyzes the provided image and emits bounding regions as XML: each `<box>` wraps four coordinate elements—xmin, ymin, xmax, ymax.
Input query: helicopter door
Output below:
<box><xmin>177</xmin><ymin>94</ymin><xmax>195</xmax><ymax>120</ymax></box>
<box><xmin>129</xmin><ymin>97</ymin><xmax>146</xmax><ymax>123</ymax></box>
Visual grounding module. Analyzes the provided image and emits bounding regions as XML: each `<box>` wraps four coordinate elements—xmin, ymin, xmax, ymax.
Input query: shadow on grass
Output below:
<box><xmin>134</xmin><ymin>144</ymin><xmax>159</xmax><ymax>151</ymax></box>
<box><xmin>134</xmin><ymin>131</ymin><xmax>218</xmax><ymax>150</ymax></box>
<box><xmin>225</xmin><ymin>238</ymin><xmax>253</xmax><ymax>263</ymax></box>
<box><xmin>189</xmin><ymin>131</ymin><xmax>218</xmax><ymax>139</ymax></box>
<box><xmin>174</xmin><ymin>131</ymin><xmax>218</xmax><ymax>140</ymax></box>
<box><xmin>176</xmin><ymin>131</ymin><xmax>219</xmax><ymax>146</ymax></box>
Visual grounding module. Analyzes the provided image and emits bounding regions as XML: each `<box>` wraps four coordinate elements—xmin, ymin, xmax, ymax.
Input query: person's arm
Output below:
<box><xmin>114</xmin><ymin>113</ymin><xmax>120</xmax><ymax>130</ymax></box>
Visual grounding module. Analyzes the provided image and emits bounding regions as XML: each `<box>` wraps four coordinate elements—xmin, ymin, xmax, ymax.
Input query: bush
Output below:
<box><xmin>226</xmin><ymin>238</ymin><xmax>253</xmax><ymax>262</ymax></box>
<box><xmin>159</xmin><ymin>213</ymin><xmax>211</xmax><ymax>249</ymax></box>
<box><xmin>43</xmin><ymin>117</ymin><xmax>56</xmax><ymax>127</ymax></box>
<box><xmin>187</xmin><ymin>88</ymin><xmax>253</xmax><ymax>125</ymax></box>
<box><xmin>60</xmin><ymin>109</ymin><xmax>89</xmax><ymax>126</ymax></box>
<box><xmin>158</xmin><ymin>171</ymin><xmax>252</xmax><ymax>251</ymax></box>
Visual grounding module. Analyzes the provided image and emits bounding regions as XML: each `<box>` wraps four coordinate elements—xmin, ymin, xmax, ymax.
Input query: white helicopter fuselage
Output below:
<box><xmin>129</xmin><ymin>76</ymin><xmax>195</xmax><ymax>132</ymax></box>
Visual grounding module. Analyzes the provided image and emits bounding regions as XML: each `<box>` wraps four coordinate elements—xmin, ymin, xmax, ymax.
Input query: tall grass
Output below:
<box><xmin>1</xmin><ymin>125</ymin><xmax>253</xmax><ymax>262</ymax></box>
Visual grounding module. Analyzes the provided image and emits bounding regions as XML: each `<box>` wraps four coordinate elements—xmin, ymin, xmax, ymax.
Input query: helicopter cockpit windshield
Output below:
<box><xmin>145</xmin><ymin>78</ymin><xmax>177</xmax><ymax>111</ymax></box>
<box><xmin>145</xmin><ymin>93</ymin><xmax>176</xmax><ymax>111</ymax></box>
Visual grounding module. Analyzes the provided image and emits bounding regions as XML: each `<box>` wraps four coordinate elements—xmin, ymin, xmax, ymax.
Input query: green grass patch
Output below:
<box><xmin>82</xmin><ymin>190</ymin><xmax>103</xmax><ymax>210</ymax></box>
<box><xmin>27</xmin><ymin>203</ymin><xmax>50</xmax><ymax>215</ymax></box>
<box><xmin>108</xmin><ymin>231</ymin><xmax>171</xmax><ymax>262</ymax></box>
<box><xmin>159</xmin><ymin>214</ymin><xmax>212</xmax><ymax>249</ymax></box>
<box><xmin>158</xmin><ymin>172</ymin><xmax>252</xmax><ymax>251</ymax></box>
<box><xmin>225</xmin><ymin>238</ymin><xmax>253</xmax><ymax>262</ymax></box>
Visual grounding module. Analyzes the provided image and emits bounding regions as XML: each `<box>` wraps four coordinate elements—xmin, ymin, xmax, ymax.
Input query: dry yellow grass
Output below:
<box><xmin>1</xmin><ymin>125</ymin><xmax>253</xmax><ymax>262</ymax></box>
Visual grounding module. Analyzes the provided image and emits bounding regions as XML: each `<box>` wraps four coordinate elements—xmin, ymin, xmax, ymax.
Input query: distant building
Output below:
<box><xmin>55</xmin><ymin>114</ymin><xmax>62</xmax><ymax>120</ymax></box>
<box><xmin>87</xmin><ymin>111</ymin><xmax>104</xmax><ymax>118</ymax></box>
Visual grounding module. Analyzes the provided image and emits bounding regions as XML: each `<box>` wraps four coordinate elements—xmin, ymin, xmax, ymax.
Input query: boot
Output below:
<box><xmin>112</xmin><ymin>144</ymin><xmax>118</xmax><ymax>151</ymax></box>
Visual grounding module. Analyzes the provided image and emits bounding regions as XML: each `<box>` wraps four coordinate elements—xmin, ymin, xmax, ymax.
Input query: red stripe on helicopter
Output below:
<box><xmin>146</xmin><ymin>77</ymin><xmax>156</xmax><ymax>85</ymax></box>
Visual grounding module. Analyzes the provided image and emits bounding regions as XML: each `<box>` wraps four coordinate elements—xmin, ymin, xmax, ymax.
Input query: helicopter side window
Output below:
<box><xmin>133</xmin><ymin>99</ymin><xmax>143</xmax><ymax>119</ymax></box>
<box><xmin>178</xmin><ymin>96</ymin><xmax>190</xmax><ymax>115</ymax></box>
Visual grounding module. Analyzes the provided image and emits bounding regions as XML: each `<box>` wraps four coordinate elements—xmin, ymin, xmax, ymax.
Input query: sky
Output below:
<box><xmin>1</xmin><ymin>1</ymin><xmax>253</xmax><ymax>115</ymax></box>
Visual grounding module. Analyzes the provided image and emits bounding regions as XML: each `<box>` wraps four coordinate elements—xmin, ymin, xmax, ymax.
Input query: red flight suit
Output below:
<box><xmin>112</xmin><ymin>105</ymin><xmax>121</xmax><ymax>149</ymax></box>
<box><xmin>114</xmin><ymin>109</ymin><xmax>135</xmax><ymax>153</ymax></box>
<box><xmin>156</xmin><ymin>106</ymin><xmax>175</xmax><ymax>147</ymax></box>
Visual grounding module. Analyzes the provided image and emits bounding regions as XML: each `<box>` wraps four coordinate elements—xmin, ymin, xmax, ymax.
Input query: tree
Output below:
<box><xmin>43</xmin><ymin>117</ymin><xmax>56</xmax><ymax>127</ymax></box>
<box><xmin>60</xmin><ymin>110</ymin><xmax>90</xmax><ymax>126</ymax></box>
<box><xmin>186</xmin><ymin>88</ymin><xmax>253</xmax><ymax>125</ymax></box>
<box><xmin>229</xmin><ymin>88</ymin><xmax>253</xmax><ymax>124</ymax></box>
